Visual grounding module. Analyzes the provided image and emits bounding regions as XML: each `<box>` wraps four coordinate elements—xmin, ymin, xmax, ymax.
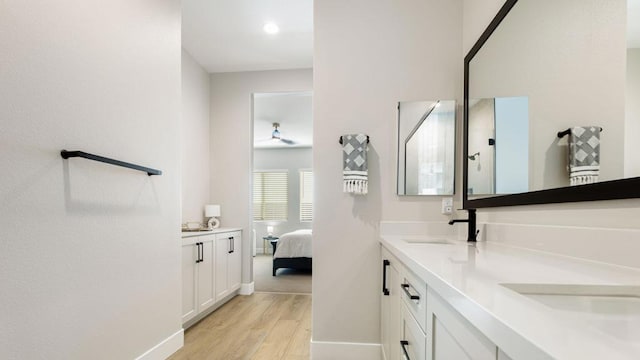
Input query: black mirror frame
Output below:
<box><xmin>463</xmin><ymin>0</ymin><xmax>640</xmax><ymax>209</ymax></box>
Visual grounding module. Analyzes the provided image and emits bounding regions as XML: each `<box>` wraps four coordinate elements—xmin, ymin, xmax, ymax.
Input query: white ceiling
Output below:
<box><xmin>253</xmin><ymin>92</ymin><xmax>313</xmax><ymax>149</ymax></box>
<box><xmin>182</xmin><ymin>0</ymin><xmax>313</xmax><ymax>73</ymax></box>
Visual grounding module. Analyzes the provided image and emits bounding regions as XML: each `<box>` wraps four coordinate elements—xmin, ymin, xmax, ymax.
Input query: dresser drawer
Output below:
<box><xmin>400</xmin><ymin>268</ymin><xmax>427</xmax><ymax>333</ymax></box>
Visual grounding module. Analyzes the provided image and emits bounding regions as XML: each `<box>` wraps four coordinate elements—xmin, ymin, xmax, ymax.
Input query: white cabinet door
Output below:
<box><xmin>498</xmin><ymin>349</ymin><xmax>513</xmax><ymax>360</ymax></box>
<box><xmin>382</xmin><ymin>249</ymin><xmax>402</xmax><ymax>360</ymax></box>
<box><xmin>215</xmin><ymin>231</ymin><xmax>242</xmax><ymax>301</ymax></box>
<box><xmin>401</xmin><ymin>303</ymin><xmax>427</xmax><ymax>360</ymax></box>
<box><xmin>215</xmin><ymin>236</ymin><xmax>230</xmax><ymax>301</ymax></box>
<box><xmin>428</xmin><ymin>289</ymin><xmax>496</xmax><ymax>360</ymax></box>
<box><xmin>432</xmin><ymin>316</ymin><xmax>472</xmax><ymax>360</ymax></box>
<box><xmin>228</xmin><ymin>233</ymin><xmax>242</xmax><ymax>292</ymax></box>
<box><xmin>181</xmin><ymin>243</ymin><xmax>198</xmax><ymax>324</ymax></box>
<box><xmin>197</xmin><ymin>239</ymin><xmax>215</xmax><ymax>311</ymax></box>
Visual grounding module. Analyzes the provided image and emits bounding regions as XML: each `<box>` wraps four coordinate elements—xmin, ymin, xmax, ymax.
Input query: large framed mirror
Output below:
<box><xmin>464</xmin><ymin>0</ymin><xmax>640</xmax><ymax>208</ymax></box>
<box><xmin>397</xmin><ymin>100</ymin><xmax>456</xmax><ymax>195</ymax></box>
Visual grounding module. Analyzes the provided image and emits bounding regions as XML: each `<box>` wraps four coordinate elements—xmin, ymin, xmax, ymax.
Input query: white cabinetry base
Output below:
<box><xmin>311</xmin><ymin>340</ymin><xmax>382</xmax><ymax>360</ymax></box>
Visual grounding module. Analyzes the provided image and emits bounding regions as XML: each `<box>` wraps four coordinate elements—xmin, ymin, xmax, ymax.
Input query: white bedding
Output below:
<box><xmin>274</xmin><ymin>229</ymin><xmax>312</xmax><ymax>259</ymax></box>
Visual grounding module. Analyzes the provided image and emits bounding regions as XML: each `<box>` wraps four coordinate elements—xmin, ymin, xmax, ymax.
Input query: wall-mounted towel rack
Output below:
<box><xmin>557</xmin><ymin>127</ymin><xmax>603</xmax><ymax>139</ymax></box>
<box><xmin>60</xmin><ymin>150</ymin><xmax>162</xmax><ymax>176</ymax></box>
<box><xmin>338</xmin><ymin>135</ymin><xmax>370</xmax><ymax>144</ymax></box>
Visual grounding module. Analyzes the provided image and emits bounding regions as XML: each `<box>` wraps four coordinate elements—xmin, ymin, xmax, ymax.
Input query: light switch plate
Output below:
<box><xmin>441</xmin><ymin>198</ymin><xmax>453</xmax><ymax>215</ymax></box>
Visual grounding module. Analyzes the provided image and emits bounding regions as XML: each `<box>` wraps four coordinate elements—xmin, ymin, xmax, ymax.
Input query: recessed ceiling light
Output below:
<box><xmin>263</xmin><ymin>22</ymin><xmax>279</xmax><ymax>34</ymax></box>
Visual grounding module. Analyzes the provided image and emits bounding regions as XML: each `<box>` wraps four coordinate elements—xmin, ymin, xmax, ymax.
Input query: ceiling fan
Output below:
<box><xmin>258</xmin><ymin>122</ymin><xmax>297</xmax><ymax>146</ymax></box>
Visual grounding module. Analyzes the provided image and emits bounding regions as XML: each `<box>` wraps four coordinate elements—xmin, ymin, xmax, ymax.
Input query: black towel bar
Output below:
<box><xmin>339</xmin><ymin>135</ymin><xmax>370</xmax><ymax>144</ymax></box>
<box><xmin>60</xmin><ymin>150</ymin><xmax>162</xmax><ymax>176</ymax></box>
<box><xmin>557</xmin><ymin>127</ymin><xmax>603</xmax><ymax>139</ymax></box>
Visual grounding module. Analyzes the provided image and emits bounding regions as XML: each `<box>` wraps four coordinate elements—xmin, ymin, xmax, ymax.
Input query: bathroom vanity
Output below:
<box><xmin>379</xmin><ymin>231</ymin><xmax>640</xmax><ymax>360</ymax></box>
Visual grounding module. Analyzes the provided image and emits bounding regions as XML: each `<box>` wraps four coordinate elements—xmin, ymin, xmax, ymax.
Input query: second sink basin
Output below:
<box><xmin>501</xmin><ymin>283</ymin><xmax>640</xmax><ymax>315</ymax></box>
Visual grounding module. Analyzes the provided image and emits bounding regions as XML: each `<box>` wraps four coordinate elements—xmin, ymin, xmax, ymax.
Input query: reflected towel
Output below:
<box><xmin>342</xmin><ymin>134</ymin><xmax>368</xmax><ymax>195</ymax></box>
<box><xmin>568</xmin><ymin>126</ymin><xmax>600</xmax><ymax>186</ymax></box>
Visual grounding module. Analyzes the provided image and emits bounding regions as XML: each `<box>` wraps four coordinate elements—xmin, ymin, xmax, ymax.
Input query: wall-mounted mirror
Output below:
<box><xmin>397</xmin><ymin>100</ymin><xmax>456</xmax><ymax>195</ymax></box>
<box><xmin>464</xmin><ymin>0</ymin><xmax>640</xmax><ymax>208</ymax></box>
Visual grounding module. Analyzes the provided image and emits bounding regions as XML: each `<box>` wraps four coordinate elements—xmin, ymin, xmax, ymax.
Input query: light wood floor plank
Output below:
<box><xmin>250</xmin><ymin>319</ymin><xmax>299</xmax><ymax>360</ymax></box>
<box><xmin>169</xmin><ymin>293</ymin><xmax>311</xmax><ymax>360</ymax></box>
<box><xmin>282</xmin><ymin>298</ymin><xmax>312</xmax><ymax>358</ymax></box>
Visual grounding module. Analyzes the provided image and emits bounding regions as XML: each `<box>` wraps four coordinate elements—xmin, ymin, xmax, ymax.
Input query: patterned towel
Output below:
<box><xmin>342</xmin><ymin>134</ymin><xmax>368</xmax><ymax>194</ymax></box>
<box><xmin>568</xmin><ymin>126</ymin><xmax>600</xmax><ymax>186</ymax></box>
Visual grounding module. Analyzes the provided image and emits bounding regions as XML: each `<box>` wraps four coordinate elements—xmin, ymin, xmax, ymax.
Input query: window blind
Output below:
<box><xmin>299</xmin><ymin>170</ymin><xmax>313</xmax><ymax>222</ymax></box>
<box><xmin>253</xmin><ymin>171</ymin><xmax>288</xmax><ymax>221</ymax></box>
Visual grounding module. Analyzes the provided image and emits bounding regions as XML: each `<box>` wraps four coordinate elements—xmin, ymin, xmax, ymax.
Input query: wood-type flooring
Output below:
<box><xmin>169</xmin><ymin>293</ymin><xmax>311</xmax><ymax>360</ymax></box>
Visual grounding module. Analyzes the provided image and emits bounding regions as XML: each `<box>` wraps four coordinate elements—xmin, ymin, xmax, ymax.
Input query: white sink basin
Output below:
<box><xmin>402</xmin><ymin>238</ymin><xmax>455</xmax><ymax>245</ymax></box>
<box><xmin>501</xmin><ymin>283</ymin><xmax>640</xmax><ymax>315</ymax></box>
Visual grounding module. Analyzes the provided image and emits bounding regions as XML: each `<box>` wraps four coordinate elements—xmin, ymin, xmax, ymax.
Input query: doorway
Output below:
<box><xmin>251</xmin><ymin>91</ymin><xmax>313</xmax><ymax>293</ymax></box>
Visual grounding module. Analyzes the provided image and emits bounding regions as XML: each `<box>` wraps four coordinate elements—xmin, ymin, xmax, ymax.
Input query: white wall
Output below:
<box><xmin>209</xmin><ymin>69</ymin><xmax>313</xmax><ymax>284</ymax></box>
<box><xmin>625</xmin><ymin>49</ymin><xmax>640</xmax><ymax>177</ymax></box>
<box><xmin>181</xmin><ymin>49</ymin><xmax>211</xmax><ymax>224</ymax></box>
<box><xmin>0</xmin><ymin>1</ymin><xmax>182</xmax><ymax>359</ymax></box>
<box><xmin>253</xmin><ymin>147</ymin><xmax>313</xmax><ymax>252</ymax></box>
<box><xmin>313</xmin><ymin>0</ymin><xmax>462</xmax><ymax>350</ymax></box>
<box><xmin>463</xmin><ymin>1</ymin><xmax>640</xmax><ymax>235</ymax></box>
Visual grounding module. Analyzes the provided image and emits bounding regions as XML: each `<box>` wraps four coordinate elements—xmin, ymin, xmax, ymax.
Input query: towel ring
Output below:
<box><xmin>339</xmin><ymin>135</ymin><xmax>370</xmax><ymax>144</ymax></box>
<box><xmin>557</xmin><ymin>127</ymin><xmax>603</xmax><ymax>139</ymax></box>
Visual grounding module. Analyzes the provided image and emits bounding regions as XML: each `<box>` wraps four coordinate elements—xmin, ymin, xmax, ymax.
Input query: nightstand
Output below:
<box><xmin>262</xmin><ymin>235</ymin><xmax>279</xmax><ymax>254</ymax></box>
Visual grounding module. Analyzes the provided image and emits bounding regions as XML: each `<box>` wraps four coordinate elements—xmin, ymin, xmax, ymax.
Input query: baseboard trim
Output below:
<box><xmin>311</xmin><ymin>340</ymin><xmax>382</xmax><ymax>360</ymax></box>
<box><xmin>135</xmin><ymin>329</ymin><xmax>184</xmax><ymax>360</ymax></box>
<box><xmin>239</xmin><ymin>281</ymin><xmax>254</xmax><ymax>295</ymax></box>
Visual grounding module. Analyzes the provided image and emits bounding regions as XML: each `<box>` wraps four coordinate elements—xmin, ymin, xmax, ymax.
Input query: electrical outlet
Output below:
<box><xmin>441</xmin><ymin>197</ymin><xmax>453</xmax><ymax>215</ymax></box>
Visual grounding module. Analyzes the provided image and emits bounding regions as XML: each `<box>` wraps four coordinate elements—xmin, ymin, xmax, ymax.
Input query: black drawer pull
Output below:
<box><xmin>382</xmin><ymin>259</ymin><xmax>390</xmax><ymax>296</ymax></box>
<box><xmin>401</xmin><ymin>283</ymin><xmax>420</xmax><ymax>301</ymax></box>
<box><xmin>400</xmin><ymin>340</ymin><xmax>410</xmax><ymax>360</ymax></box>
<box><xmin>196</xmin><ymin>242</ymin><xmax>202</xmax><ymax>263</ymax></box>
<box><xmin>228</xmin><ymin>237</ymin><xmax>234</xmax><ymax>254</ymax></box>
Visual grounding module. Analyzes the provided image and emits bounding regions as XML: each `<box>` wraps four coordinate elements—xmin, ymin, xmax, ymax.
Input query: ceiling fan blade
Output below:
<box><xmin>280</xmin><ymin>138</ymin><xmax>297</xmax><ymax>145</ymax></box>
<box><xmin>255</xmin><ymin>137</ymin><xmax>275</xmax><ymax>143</ymax></box>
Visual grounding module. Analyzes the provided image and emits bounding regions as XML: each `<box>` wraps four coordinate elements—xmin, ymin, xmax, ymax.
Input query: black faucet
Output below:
<box><xmin>448</xmin><ymin>209</ymin><xmax>478</xmax><ymax>242</ymax></box>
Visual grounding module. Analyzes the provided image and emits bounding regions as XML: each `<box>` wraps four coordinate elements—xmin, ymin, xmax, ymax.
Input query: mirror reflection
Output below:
<box><xmin>397</xmin><ymin>100</ymin><xmax>455</xmax><ymax>195</ymax></box>
<box><xmin>467</xmin><ymin>0</ymin><xmax>639</xmax><ymax>198</ymax></box>
<box><xmin>468</xmin><ymin>97</ymin><xmax>529</xmax><ymax>195</ymax></box>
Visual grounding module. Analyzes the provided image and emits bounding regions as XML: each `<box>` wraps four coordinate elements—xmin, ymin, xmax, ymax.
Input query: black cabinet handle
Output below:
<box><xmin>195</xmin><ymin>242</ymin><xmax>202</xmax><ymax>263</ymax></box>
<box><xmin>382</xmin><ymin>259</ymin><xmax>390</xmax><ymax>296</ymax></box>
<box><xmin>228</xmin><ymin>237</ymin><xmax>234</xmax><ymax>254</ymax></box>
<box><xmin>401</xmin><ymin>283</ymin><xmax>420</xmax><ymax>301</ymax></box>
<box><xmin>400</xmin><ymin>340</ymin><xmax>410</xmax><ymax>360</ymax></box>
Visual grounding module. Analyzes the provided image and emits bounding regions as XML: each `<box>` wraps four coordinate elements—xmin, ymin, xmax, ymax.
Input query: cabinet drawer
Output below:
<box><xmin>401</xmin><ymin>302</ymin><xmax>426</xmax><ymax>360</ymax></box>
<box><xmin>400</xmin><ymin>268</ymin><xmax>427</xmax><ymax>333</ymax></box>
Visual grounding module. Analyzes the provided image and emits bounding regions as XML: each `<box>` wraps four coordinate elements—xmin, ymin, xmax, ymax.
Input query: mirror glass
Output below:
<box><xmin>467</xmin><ymin>0</ymin><xmax>640</xmax><ymax>199</ymax></box>
<box><xmin>397</xmin><ymin>100</ymin><xmax>456</xmax><ymax>195</ymax></box>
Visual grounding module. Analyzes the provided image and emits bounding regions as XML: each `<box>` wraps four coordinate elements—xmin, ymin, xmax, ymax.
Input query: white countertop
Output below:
<box><xmin>381</xmin><ymin>235</ymin><xmax>640</xmax><ymax>360</ymax></box>
<box><xmin>181</xmin><ymin>227</ymin><xmax>241</xmax><ymax>238</ymax></box>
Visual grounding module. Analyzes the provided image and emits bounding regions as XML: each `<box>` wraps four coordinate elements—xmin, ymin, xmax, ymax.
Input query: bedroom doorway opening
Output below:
<box><xmin>251</xmin><ymin>91</ymin><xmax>313</xmax><ymax>294</ymax></box>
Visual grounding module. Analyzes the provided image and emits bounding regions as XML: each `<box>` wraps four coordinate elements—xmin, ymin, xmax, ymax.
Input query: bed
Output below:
<box><xmin>272</xmin><ymin>229</ymin><xmax>312</xmax><ymax>276</ymax></box>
